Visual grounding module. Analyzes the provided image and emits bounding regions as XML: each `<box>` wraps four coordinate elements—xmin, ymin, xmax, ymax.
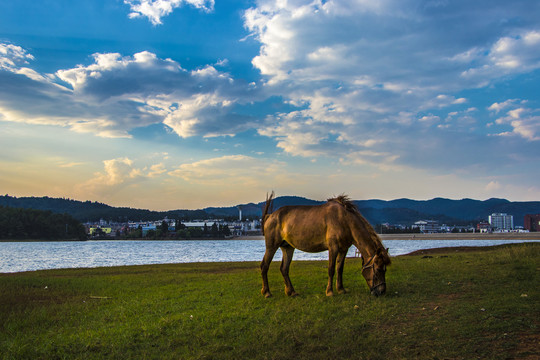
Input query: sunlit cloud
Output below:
<box><xmin>169</xmin><ymin>154</ymin><xmax>286</xmax><ymax>187</ymax></box>
<box><xmin>124</xmin><ymin>0</ymin><xmax>214</xmax><ymax>25</ymax></box>
<box><xmin>0</xmin><ymin>44</ymin><xmax>259</xmax><ymax>139</ymax></box>
<box><xmin>76</xmin><ymin>157</ymin><xmax>168</xmax><ymax>199</ymax></box>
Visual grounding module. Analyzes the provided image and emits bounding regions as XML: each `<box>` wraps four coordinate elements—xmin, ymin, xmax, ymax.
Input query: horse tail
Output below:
<box><xmin>261</xmin><ymin>191</ymin><xmax>275</xmax><ymax>236</ymax></box>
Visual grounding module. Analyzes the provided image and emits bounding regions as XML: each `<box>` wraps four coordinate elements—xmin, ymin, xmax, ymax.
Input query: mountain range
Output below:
<box><xmin>2</xmin><ymin>195</ymin><xmax>539</xmax><ymax>227</ymax></box>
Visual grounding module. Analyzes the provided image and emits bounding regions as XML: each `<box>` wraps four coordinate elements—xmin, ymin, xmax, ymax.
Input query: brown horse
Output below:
<box><xmin>260</xmin><ymin>192</ymin><xmax>390</xmax><ymax>298</ymax></box>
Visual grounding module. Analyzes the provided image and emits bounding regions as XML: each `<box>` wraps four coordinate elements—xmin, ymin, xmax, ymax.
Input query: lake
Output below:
<box><xmin>1</xmin><ymin>239</ymin><xmax>539</xmax><ymax>273</ymax></box>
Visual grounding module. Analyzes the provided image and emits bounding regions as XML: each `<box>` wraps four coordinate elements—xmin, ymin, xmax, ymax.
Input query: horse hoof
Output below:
<box><xmin>290</xmin><ymin>291</ymin><xmax>299</xmax><ymax>297</ymax></box>
<box><xmin>326</xmin><ymin>291</ymin><xmax>334</xmax><ymax>297</ymax></box>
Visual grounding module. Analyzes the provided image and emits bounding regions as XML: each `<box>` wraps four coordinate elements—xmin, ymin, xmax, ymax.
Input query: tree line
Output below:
<box><xmin>0</xmin><ymin>206</ymin><xmax>87</xmax><ymax>241</ymax></box>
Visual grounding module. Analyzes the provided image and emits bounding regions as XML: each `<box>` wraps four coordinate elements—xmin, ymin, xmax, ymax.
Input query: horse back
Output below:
<box><xmin>264</xmin><ymin>202</ymin><xmax>354</xmax><ymax>253</ymax></box>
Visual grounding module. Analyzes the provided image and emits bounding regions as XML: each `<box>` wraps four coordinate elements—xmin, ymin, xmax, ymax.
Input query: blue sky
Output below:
<box><xmin>1</xmin><ymin>0</ymin><xmax>539</xmax><ymax>210</ymax></box>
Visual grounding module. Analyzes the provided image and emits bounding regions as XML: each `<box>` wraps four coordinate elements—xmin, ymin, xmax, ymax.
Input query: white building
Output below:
<box><xmin>413</xmin><ymin>220</ymin><xmax>439</xmax><ymax>233</ymax></box>
<box><xmin>488</xmin><ymin>213</ymin><xmax>513</xmax><ymax>231</ymax></box>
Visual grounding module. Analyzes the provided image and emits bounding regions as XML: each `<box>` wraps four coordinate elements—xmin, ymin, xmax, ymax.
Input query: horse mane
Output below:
<box><xmin>327</xmin><ymin>194</ymin><xmax>359</xmax><ymax>214</ymax></box>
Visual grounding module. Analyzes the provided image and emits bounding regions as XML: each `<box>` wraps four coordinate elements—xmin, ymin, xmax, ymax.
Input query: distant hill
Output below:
<box><xmin>0</xmin><ymin>196</ymin><xmax>208</xmax><ymax>222</ymax></box>
<box><xmin>1</xmin><ymin>195</ymin><xmax>539</xmax><ymax>227</ymax></box>
<box><xmin>221</xmin><ymin>196</ymin><xmax>540</xmax><ymax>227</ymax></box>
<box><xmin>353</xmin><ymin>198</ymin><xmax>540</xmax><ymax>226</ymax></box>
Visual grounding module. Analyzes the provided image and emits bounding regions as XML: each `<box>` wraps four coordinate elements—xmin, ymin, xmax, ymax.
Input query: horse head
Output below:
<box><xmin>361</xmin><ymin>247</ymin><xmax>390</xmax><ymax>296</ymax></box>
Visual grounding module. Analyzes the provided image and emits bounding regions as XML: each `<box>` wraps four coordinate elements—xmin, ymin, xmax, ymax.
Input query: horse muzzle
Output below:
<box><xmin>370</xmin><ymin>282</ymin><xmax>386</xmax><ymax>297</ymax></box>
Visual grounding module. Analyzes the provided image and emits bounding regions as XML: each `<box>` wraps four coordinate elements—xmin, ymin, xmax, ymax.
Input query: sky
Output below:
<box><xmin>1</xmin><ymin>0</ymin><xmax>539</xmax><ymax>210</ymax></box>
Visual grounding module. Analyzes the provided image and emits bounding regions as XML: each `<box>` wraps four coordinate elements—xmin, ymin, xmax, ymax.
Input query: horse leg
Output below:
<box><xmin>336</xmin><ymin>251</ymin><xmax>347</xmax><ymax>294</ymax></box>
<box><xmin>326</xmin><ymin>249</ymin><xmax>338</xmax><ymax>296</ymax></box>
<box><xmin>280</xmin><ymin>244</ymin><xmax>298</xmax><ymax>296</ymax></box>
<box><xmin>261</xmin><ymin>246</ymin><xmax>278</xmax><ymax>298</ymax></box>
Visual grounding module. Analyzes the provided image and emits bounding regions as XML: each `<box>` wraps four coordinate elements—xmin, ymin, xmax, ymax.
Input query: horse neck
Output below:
<box><xmin>350</xmin><ymin>215</ymin><xmax>382</xmax><ymax>258</ymax></box>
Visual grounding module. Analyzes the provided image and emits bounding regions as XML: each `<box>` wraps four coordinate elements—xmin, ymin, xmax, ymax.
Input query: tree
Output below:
<box><xmin>176</xmin><ymin>229</ymin><xmax>190</xmax><ymax>240</ymax></box>
<box><xmin>221</xmin><ymin>224</ymin><xmax>231</xmax><ymax>237</ymax></box>
<box><xmin>160</xmin><ymin>220</ymin><xmax>169</xmax><ymax>234</ymax></box>
<box><xmin>211</xmin><ymin>222</ymin><xmax>219</xmax><ymax>237</ymax></box>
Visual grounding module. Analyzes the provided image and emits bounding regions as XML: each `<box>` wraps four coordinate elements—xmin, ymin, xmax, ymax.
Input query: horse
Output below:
<box><xmin>260</xmin><ymin>192</ymin><xmax>391</xmax><ymax>298</ymax></box>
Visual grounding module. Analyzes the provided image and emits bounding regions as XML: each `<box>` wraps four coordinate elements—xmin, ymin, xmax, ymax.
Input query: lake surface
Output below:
<box><xmin>1</xmin><ymin>239</ymin><xmax>538</xmax><ymax>273</ymax></box>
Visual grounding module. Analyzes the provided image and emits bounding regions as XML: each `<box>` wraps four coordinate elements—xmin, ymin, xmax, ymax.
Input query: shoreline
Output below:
<box><xmin>2</xmin><ymin>232</ymin><xmax>538</xmax><ymax>243</ymax></box>
<box><xmin>233</xmin><ymin>232</ymin><xmax>540</xmax><ymax>241</ymax></box>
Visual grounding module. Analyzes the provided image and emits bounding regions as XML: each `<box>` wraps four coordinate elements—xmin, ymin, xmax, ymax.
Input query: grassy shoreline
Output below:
<box><xmin>1</xmin><ymin>242</ymin><xmax>538</xmax><ymax>359</ymax></box>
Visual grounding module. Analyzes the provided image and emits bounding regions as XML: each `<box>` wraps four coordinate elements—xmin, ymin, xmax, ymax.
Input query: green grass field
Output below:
<box><xmin>1</xmin><ymin>243</ymin><xmax>538</xmax><ymax>359</ymax></box>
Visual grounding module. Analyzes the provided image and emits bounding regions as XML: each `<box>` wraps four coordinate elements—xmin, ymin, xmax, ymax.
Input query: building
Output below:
<box><xmin>488</xmin><ymin>213</ymin><xmax>513</xmax><ymax>231</ymax></box>
<box><xmin>524</xmin><ymin>214</ymin><xmax>540</xmax><ymax>232</ymax></box>
<box><xmin>476</xmin><ymin>221</ymin><xmax>491</xmax><ymax>233</ymax></box>
<box><xmin>413</xmin><ymin>220</ymin><xmax>439</xmax><ymax>233</ymax></box>
<box><xmin>88</xmin><ymin>227</ymin><xmax>112</xmax><ymax>236</ymax></box>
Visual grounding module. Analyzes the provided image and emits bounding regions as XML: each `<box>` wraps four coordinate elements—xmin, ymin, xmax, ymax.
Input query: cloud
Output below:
<box><xmin>0</xmin><ymin>43</ymin><xmax>34</xmax><ymax>70</ymax></box>
<box><xmin>245</xmin><ymin>1</ymin><xmax>540</xmax><ymax>90</ymax></box>
<box><xmin>243</xmin><ymin>0</ymin><xmax>540</xmax><ymax>173</ymax></box>
<box><xmin>88</xmin><ymin>158</ymin><xmax>142</xmax><ymax>186</ymax></box>
<box><xmin>460</xmin><ymin>29</ymin><xmax>540</xmax><ymax>82</ymax></box>
<box><xmin>124</xmin><ymin>0</ymin><xmax>214</xmax><ymax>25</ymax></box>
<box><xmin>488</xmin><ymin>99</ymin><xmax>519</xmax><ymax>114</ymax></box>
<box><xmin>1</xmin><ymin>43</ymin><xmax>259</xmax><ymax>139</ymax></box>
<box><xmin>485</xmin><ymin>180</ymin><xmax>502</xmax><ymax>192</ymax></box>
<box><xmin>77</xmin><ymin>157</ymin><xmax>169</xmax><ymax>198</ymax></box>
<box><xmin>169</xmin><ymin>155</ymin><xmax>284</xmax><ymax>185</ymax></box>
<box><xmin>493</xmin><ymin>106</ymin><xmax>540</xmax><ymax>141</ymax></box>
<box><xmin>488</xmin><ymin>99</ymin><xmax>540</xmax><ymax>141</ymax></box>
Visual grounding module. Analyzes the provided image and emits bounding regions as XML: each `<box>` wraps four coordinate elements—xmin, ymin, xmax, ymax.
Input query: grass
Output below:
<box><xmin>1</xmin><ymin>243</ymin><xmax>538</xmax><ymax>359</ymax></box>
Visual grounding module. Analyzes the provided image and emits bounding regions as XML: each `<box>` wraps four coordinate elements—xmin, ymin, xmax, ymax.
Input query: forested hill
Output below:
<box><xmin>1</xmin><ymin>195</ymin><xmax>539</xmax><ymax>227</ymax></box>
<box><xmin>0</xmin><ymin>206</ymin><xmax>86</xmax><ymax>240</ymax></box>
<box><xmin>0</xmin><ymin>196</ymin><xmax>209</xmax><ymax>223</ymax></box>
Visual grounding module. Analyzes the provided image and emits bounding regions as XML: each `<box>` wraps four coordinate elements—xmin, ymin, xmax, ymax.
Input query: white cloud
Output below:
<box><xmin>1</xmin><ymin>44</ymin><xmax>258</xmax><ymax>139</ymax></box>
<box><xmin>489</xmin><ymin>100</ymin><xmax>540</xmax><ymax>141</ymax></box>
<box><xmin>418</xmin><ymin>115</ymin><xmax>440</xmax><ymax>124</ymax></box>
<box><xmin>488</xmin><ymin>99</ymin><xmax>523</xmax><ymax>113</ymax></box>
<box><xmin>496</xmin><ymin>109</ymin><xmax>540</xmax><ymax>141</ymax></box>
<box><xmin>243</xmin><ymin>0</ymin><xmax>540</xmax><ymax>175</ymax></box>
<box><xmin>461</xmin><ymin>29</ymin><xmax>540</xmax><ymax>81</ymax></box>
<box><xmin>124</xmin><ymin>0</ymin><xmax>214</xmax><ymax>25</ymax></box>
<box><xmin>0</xmin><ymin>43</ymin><xmax>34</xmax><ymax>70</ymax></box>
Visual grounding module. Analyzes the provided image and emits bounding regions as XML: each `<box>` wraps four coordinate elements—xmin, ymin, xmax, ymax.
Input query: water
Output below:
<box><xmin>1</xmin><ymin>239</ymin><xmax>538</xmax><ymax>273</ymax></box>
